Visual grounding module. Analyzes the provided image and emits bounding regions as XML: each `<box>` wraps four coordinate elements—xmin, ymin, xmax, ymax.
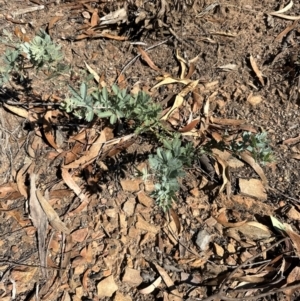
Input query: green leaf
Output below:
<box><xmin>80</xmin><ymin>82</ymin><xmax>87</xmax><ymax>100</ymax></box>
<box><xmin>270</xmin><ymin>216</ymin><xmax>286</xmax><ymax>233</ymax></box>
<box><xmin>85</xmin><ymin>109</ymin><xmax>94</xmax><ymax>122</ymax></box>
<box><xmin>68</xmin><ymin>84</ymin><xmax>82</xmax><ymax>101</ymax></box>
<box><xmin>121</xmin><ymin>89</ymin><xmax>127</xmax><ymax>99</ymax></box>
<box><xmin>110</xmin><ymin>114</ymin><xmax>117</xmax><ymax>124</ymax></box>
<box><xmin>112</xmin><ymin>84</ymin><xmax>119</xmax><ymax>95</ymax></box>
<box><xmin>102</xmin><ymin>87</ymin><xmax>108</xmax><ymax>102</ymax></box>
<box><xmin>97</xmin><ymin>111</ymin><xmax>113</xmax><ymax>118</ymax></box>
<box><xmin>163</xmin><ymin>140</ymin><xmax>172</xmax><ymax>150</ymax></box>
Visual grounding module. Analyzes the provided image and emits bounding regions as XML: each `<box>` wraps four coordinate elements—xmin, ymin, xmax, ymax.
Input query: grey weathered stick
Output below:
<box><xmin>12</xmin><ymin>5</ymin><xmax>44</xmax><ymax>17</ymax></box>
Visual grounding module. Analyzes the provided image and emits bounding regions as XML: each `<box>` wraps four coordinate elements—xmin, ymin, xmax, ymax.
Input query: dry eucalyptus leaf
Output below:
<box><xmin>284</xmin><ymin>224</ymin><xmax>300</xmax><ymax>256</ymax></box>
<box><xmin>169</xmin><ymin>208</ymin><xmax>181</xmax><ymax>234</ymax></box>
<box><xmin>249</xmin><ymin>55</ymin><xmax>264</xmax><ymax>86</ymax></box>
<box><xmin>61</xmin><ymin>168</ymin><xmax>81</xmax><ymax>196</ymax></box>
<box><xmin>71</xmin><ymin>228</ymin><xmax>89</xmax><ymax>243</ymax></box>
<box><xmin>36</xmin><ymin>189</ymin><xmax>70</xmax><ymax>234</ymax></box>
<box><xmin>283</xmin><ymin>134</ymin><xmax>300</xmax><ymax>145</ymax></box>
<box><xmin>275</xmin><ymin>20</ymin><xmax>299</xmax><ymax>42</ymax></box>
<box><xmin>3</xmin><ymin>103</ymin><xmax>29</xmax><ymax>119</ymax></box>
<box><xmin>213</xmin><ymin>153</ymin><xmax>230</xmax><ymax>195</ymax></box>
<box><xmin>61</xmin><ymin>169</ymin><xmax>90</xmax><ymax>216</ymax></box>
<box><xmin>136</xmin><ymin>215</ymin><xmax>159</xmax><ymax>234</ymax></box>
<box><xmin>175</xmin><ymin>49</ymin><xmax>187</xmax><ymax>79</ymax></box>
<box><xmin>16</xmin><ymin>159</ymin><xmax>32</xmax><ymax>199</ymax></box>
<box><xmin>179</xmin><ymin>117</ymin><xmax>200</xmax><ymax>133</ymax></box>
<box><xmin>43</xmin><ymin>110</ymin><xmax>63</xmax><ymax>152</ymax></box>
<box><xmin>85</xmin><ymin>61</ymin><xmax>100</xmax><ymax>83</ymax></box>
<box><xmin>161</xmin><ymin>80</ymin><xmax>199</xmax><ymax>120</ymax></box>
<box><xmin>269</xmin><ymin>0</ymin><xmax>293</xmax><ymax>14</ymax></box>
<box><xmin>48</xmin><ymin>15</ymin><xmax>63</xmax><ymax>30</ymax></box>
<box><xmin>210</xmin><ymin>117</ymin><xmax>245</xmax><ymax>126</ymax></box>
<box><xmin>268</xmin><ymin>14</ymin><xmax>300</xmax><ymax>20</ymax></box>
<box><xmin>291</xmin><ymin>153</ymin><xmax>300</xmax><ymax>160</ymax></box>
<box><xmin>29</xmin><ymin>174</ymin><xmax>48</xmax><ymax>277</ymax></box>
<box><xmin>203</xmin><ymin>80</ymin><xmax>219</xmax><ymax>89</ymax></box>
<box><xmin>269</xmin><ymin>0</ymin><xmax>300</xmax><ymax>20</ymax></box>
<box><xmin>286</xmin><ymin>266</ymin><xmax>300</xmax><ymax>297</ymax></box>
<box><xmin>153</xmin><ymin>263</ymin><xmax>182</xmax><ymax>301</ymax></box>
<box><xmin>233</xmin><ymin>222</ymin><xmax>272</xmax><ymax>241</ymax></box>
<box><xmin>63</xmin><ymin>130</ymin><xmax>106</xmax><ymax>168</ymax></box>
<box><xmin>239</xmin><ymin>151</ymin><xmax>268</xmax><ymax>185</ymax></box>
<box><xmin>151</xmin><ymin>77</ymin><xmax>192</xmax><ymax>90</ymax></box>
<box><xmin>214</xmin><ymin>209</ymin><xmax>247</xmax><ymax>228</ymax></box>
<box><xmin>227</xmin><ymin>157</ymin><xmax>244</xmax><ymax>168</ymax></box>
<box><xmin>138</xmin><ymin>46</ymin><xmax>160</xmax><ymax>72</ymax></box>
<box><xmin>139</xmin><ymin>277</ymin><xmax>162</xmax><ymax>294</ymax></box>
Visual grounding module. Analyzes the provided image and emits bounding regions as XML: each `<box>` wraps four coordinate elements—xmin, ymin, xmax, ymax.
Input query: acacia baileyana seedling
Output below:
<box><xmin>62</xmin><ymin>82</ymin><xmax>162</xmax><ymax>132</ymax></box>
<box><xmin>0</xmin><ymin>29</ymin><xmax>64</xmax><ymax>85</ymax></box>
<box><xmin>148</xmin><ymin>138</ymin><xmax>194</xmax><ymax>211</ymax></box>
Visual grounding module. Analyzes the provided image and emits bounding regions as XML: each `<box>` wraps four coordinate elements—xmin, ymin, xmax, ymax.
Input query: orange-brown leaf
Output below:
<box><xmin>63</xmin><ymin>130</ymin><xmax>106</xmax><ymax>168</ymax></box>
<box><xmin>179</xmin><ymin>117</ymin><xmax>200</xmax><ymax>132</ymax></box>
<box><xmin>48</xmin><ymin>16</ymin><xmax>63</xmax><ymax>30</ymax></box>
<box><xmin>91</xmin><ymin>9</ymin><xmax>99</xmax><ymax>27</ymax></box>
<box><xmin>249</xmin><ymin>55</ymin><xmax>264</xmax><ymax>86</ymax></box>
<box><xmin>43</xmin><ymin>111</ymin><xmax>62</xmax><ymax>152</ymax></box>
<box><xmin>138</xmin><ymin>46</ymin><xmax>160</xmax><ymax>72</ymax></box>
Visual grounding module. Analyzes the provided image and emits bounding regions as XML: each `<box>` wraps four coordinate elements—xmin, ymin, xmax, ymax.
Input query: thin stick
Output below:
<box><xmin>197</xmin><ymin>237</ymin><xmax>289</xmax><ymax>301</ymax></box>
<box><xmin>0</xmin><ymin>100</ymin><xmax>60</xmax><ymax>106</ymax></box>
<box><xmin>168</xmin><ymin>27</ymin><xmax>194</xmax><ymax>50</ymax></box>
<box><xmin>191</xmin><ymin>282</ymin><xmax>300</xmax><ymax>301</ymax></box>
<box><xmin>115</xmin><ymin>38</ymin><xmax>171</xmax><ymax>83</ymax></box>
<box><xmin>269</xmin><ymin>186</ymin><xmax>300</xmax><ymax>203</ymax></box>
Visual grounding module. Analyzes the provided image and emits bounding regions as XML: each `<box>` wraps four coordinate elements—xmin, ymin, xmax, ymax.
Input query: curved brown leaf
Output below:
<box><xmin>63</xmin><ymin>130</ymin><xmax>106</xmax><ymax>168</ymax></box>
<box><xmin>139</xmin><ymin>277</ymin><xmax>162</xmax><ymax>294</ymax></box>
<box><xmin>240</xmin><ymin>151</ymin><xmax>268</xmax><ymax>186</ymax></box>
<box><xmin>36</xmin><ymin>189</ymin><xmax>70</xmax><ymax>234</ymax></box>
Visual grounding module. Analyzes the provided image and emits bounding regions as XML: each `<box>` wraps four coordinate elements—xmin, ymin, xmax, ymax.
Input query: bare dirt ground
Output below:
<box><xmin>1</xmin><ymin>0</ymin><xmax>300</xmax><ymax>300</ymax></box>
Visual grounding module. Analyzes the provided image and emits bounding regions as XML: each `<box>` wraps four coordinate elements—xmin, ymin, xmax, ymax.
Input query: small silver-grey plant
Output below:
<box><xmin>20</xmin><ymin>29</ymin><xmax>63</xmax><ymax>69</ymax></box>
<box><xmin>148</xmin><ymin>137</ymin><xmax>194</xmax><ymax>211</ymax></box>
<box><xmin>61</xmin><ymin>82</ymin><xmax>161</xmax><ymax>130</ymax></box>
<box><xmin>229</xmin><ymin>131</ymin><xmax>273</xmax><ymax>165</ymax></box>
<box><xmin>0</xmin><ymin>29</ymin><xmax>64</xmax><ymax>85</ymax></box>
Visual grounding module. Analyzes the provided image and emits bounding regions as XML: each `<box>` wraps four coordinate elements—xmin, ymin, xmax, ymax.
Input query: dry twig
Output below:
<box><xmin>190</xmin><ymin>237</ymin><xmax>294</xmax><ymax>301</ymax></box>
<box><xmin>116</xmin><ymin>38</ymin><xmax>171</xmax><ymax>83</ymax></box>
